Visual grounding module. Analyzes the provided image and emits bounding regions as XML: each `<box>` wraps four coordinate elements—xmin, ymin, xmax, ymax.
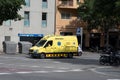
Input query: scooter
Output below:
<box><xmin>99</xmin><ymin>49</ymin><xmax>120</xmax><ymax>66</ymax></box>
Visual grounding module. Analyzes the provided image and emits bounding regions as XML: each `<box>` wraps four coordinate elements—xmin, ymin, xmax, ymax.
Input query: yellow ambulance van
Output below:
<box><xmin>29</xmin><ymin>35</ymin><xmax>81</xmax><ymax>59</ymax></box>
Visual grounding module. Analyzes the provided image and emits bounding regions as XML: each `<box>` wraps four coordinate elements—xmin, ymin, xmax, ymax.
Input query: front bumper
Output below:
<box><xmin>29</xmin><ymin>49</ymin><xmax>40</xmax><ymax>58</ymax></box>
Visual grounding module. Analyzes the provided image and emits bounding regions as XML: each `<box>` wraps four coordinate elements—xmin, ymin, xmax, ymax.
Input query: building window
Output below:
<box><xmin>5</xmin><ymin>36</ymin><xmax>11</xmax><ymax>41</ymax></box>
<box><xmin>61</xmin><ymin>12</ymin><xmax>71</xmax><ymax>19</ymax></box>
<box><xmin>42</xmin><ymin>0</ymin><xmax>48</xmax><ymax>8</ymax></box>
<box><xmin>42</xmin><ymin>13</ymin><xmax>47</xmax><ymax>27</ymax></box>
<box><xmin>77</xmin><ymin>0</ymin><xmax>81</xmax><ymax>4</ymax></box>
<box><xmin>77</xmin><ymin>0</ymin><xmax>80</xmax><ymax>2</ymax></box>
<box><xmin>24</xmin><ymin>11</ymin><xmax>30</xmax><ymax>27</ymax></box>
<box><xmin>60</xmin><ymin>32</ymin><xmax>73</xmax><ymax>36</ymax></box>
<box><xmin>25</xmin><ymin>0</ymin><xmax>30</xmax><ymax>7</ymax></box>
<box><xmin>4</xmin><ymin>20</ymin><xmax>11</xmax><ymax>26</ymax></box>
<box><xmin>61</xmin><ymin>0</ymin><xmax>73</xmax><ymax>6</ymax></box>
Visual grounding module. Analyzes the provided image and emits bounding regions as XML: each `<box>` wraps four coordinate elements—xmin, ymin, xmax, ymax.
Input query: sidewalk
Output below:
<box><xmin>0</xmin><ymin>51</ymin><xmax>4</xmax><ymax>54</ymax></box>
<box><xmin>84</xmin><ymin>51</ymin><xmax>100</xmax><ymax>54</ymax></box>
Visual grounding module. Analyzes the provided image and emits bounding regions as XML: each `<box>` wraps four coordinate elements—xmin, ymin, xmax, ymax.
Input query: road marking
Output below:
<box><xmin>53</xmin><ymin>61</ymin><xmax>61</xmax><ymax>63</ymax></box>
<box><xmin>0</xmin><ymin>62</ymin><xmax>71</xmax><ymax>70</ymax></box>
<box><xmin>44</xmin><ymin>66</ymin><xmax>55</xmax><ymax>68</ymax></box>
<box><xmin>52</xmin><ymin>70</ymin><xmax>67</xmax><ymax>72</ymax></box>
<box><xmin>31</xmin><ymin>66</ymin><xmax>40</xmax><ymax>68</ymax></box>
<box><xmin>0</xmin><ymin>68</ymin><xmax>84</xmax><ymax>75</ymax></box>
<box><xmin>0</xmin><ymin>73</ymin><xmax>11</xmax><ymax>75</ymax></box>
<box><xmin>58</xmin><ymin>67</ymin><xmax>70</xmax><ymax>70</ymax></box>
<box><xmin>90</xmin><ymin>67</ymin><xmax>120</xmax><ymax>77</ymax></box>
<box><xmin>69</xmin><ymin>69</ymin><xmax>84</xmax><ymax>72</ymax></box>
<box><xmin>90</xmin><ymin>68</ymin><xmax>107</xmax><ymax>75</ymax></box>
<box><xmin>0</xmin><ymin>63</ymin><xmax>4</xmax><ymax>64</ymax></box>
<box><xmin>16</xmin><ymin>72</ymin><xmax>33</xmax><ymax>74</ymax></box>
<box><xmin>107</xmin><ymin>79</ymin><xmax>120</xmax><ymax>80</ymax></box>
<box><xmin>90</xmin><ymin>67</ymin><xmax>112</xmax><ymax>76</ymax></box>
<box><xmin>0</xmin><ymin>56</ymin><xmax>31</xmax><ymax>61</ymax></box>
<box><xmin>34</xmin><ymin>71</ymin><xmax>49</xmax><ymax>73</ymax></box>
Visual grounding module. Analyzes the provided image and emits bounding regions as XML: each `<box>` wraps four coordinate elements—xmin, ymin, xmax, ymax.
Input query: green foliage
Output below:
<box><xmin>0</xmin><ymin>0</ymin><xmax>25</xmax><ymax>25</ymax></box>
<box><xmin>77</xmin><ymin>0</ymin><xmax>96</xmax><ymax>31</ymax></box>
<box><xmin>77</xmin><ymin>0</ymin><xmax>120</xmax><ymax>32</ymax></box>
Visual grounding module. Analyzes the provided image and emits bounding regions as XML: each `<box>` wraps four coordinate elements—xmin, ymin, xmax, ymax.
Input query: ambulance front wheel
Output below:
<box><xmin>29</xmin><ymin>54</ymin><xmax>36</xmax><ymax>58</ymax></box>
<box><xmin>40</xmin><ymin>53</ymin><xmax>46</xmax><ymax>59</ymax></box>
<box><xmin>67</xmin><ymin>53</ymin><xmax>73</xmax><ymax>58</ymax></box>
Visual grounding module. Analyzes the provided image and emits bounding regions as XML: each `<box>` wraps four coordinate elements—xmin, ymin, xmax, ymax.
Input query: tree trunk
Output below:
<box><xmin>0</xmin><ymin>20</ymin><xmax>3</xmax><ymax>25</ymax></box>
<box><xmin>105</xmin><ymin>31</ymin><xmax>109</xmax><ymax>48</ymax></box>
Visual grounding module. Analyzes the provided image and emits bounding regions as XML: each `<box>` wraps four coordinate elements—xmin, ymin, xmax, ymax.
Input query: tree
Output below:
<box><xmin>0</xmin><ymin>0</ymin><xmax>25</xmax><ymax>25</ymax></box>
<box><xmin>78</xmin><ymin>0</ymin><xmax>120</xmax><ymax>47</ymax></box>
<box><xmin>77</xmin><ymin>0</ymin><xmax>96</xmax><ymax>31</ymax></box>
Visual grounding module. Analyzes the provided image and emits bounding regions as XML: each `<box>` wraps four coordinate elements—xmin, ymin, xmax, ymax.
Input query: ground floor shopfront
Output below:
<box><xmin>55</xmin><ymin>27</ymin><xmax>120</xmax><ymax>50</ymax></box>
<box><xmin>85</xmin><ymin>31</ymin><xmax>120</xmax><ymax>50</ymax></box>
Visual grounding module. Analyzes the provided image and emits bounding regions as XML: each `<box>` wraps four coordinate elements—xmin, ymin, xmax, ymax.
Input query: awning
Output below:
<box><xmin>18</xmin><ymin>33</ymin><xmax>44</xmax><ymax>37</ymax></box>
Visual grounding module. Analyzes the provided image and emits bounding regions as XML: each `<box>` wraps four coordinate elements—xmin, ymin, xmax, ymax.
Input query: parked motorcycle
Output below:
<box><xmin>99</xmin><ymin>47</ymin><xmax>120</xmax><ymax>66</ymax></box>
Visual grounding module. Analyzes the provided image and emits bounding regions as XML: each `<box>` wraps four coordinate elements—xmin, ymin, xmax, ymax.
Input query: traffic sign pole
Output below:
<box><xmin>76</xmin><ymin>27</ymin><xmax>83</xmax><ymax>49</ymax></box>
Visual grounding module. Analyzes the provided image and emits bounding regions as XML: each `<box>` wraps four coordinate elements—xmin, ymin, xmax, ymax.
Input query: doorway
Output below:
<box><xmin>109</xmin><ymin>32</ymin><xmax>119</xmax><ymax>48</ymax></box>
<box><xmin>90</xmin><ymin>33</ymin><xmax>101</xmax><ymax>51</ymax></box>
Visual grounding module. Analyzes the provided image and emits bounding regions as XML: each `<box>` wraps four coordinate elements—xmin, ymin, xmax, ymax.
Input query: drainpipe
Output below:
<box><xmin>54</xmin><ymin>0</ymin><xmax>56</xmax><ymax>35</ymax></box>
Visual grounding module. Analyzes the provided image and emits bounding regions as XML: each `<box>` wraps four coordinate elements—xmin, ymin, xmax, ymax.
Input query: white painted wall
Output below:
<box><xmin>0</xmin><ymin>0</ymin><xmax>55</xmax><ymax>51</ymax></box>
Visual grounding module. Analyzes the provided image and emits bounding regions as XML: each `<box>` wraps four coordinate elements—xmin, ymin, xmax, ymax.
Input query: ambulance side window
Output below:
<box><xmin>45</xmin><ymin>40</ymin><xmax>53</xmax><ymax>47</ymax></box>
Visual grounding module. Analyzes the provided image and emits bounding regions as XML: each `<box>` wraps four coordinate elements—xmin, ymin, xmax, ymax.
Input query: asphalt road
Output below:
<box><xmin>0</xmin><ymin>52</ymin><xmax>120</xmax><ymax>80</ymax></box>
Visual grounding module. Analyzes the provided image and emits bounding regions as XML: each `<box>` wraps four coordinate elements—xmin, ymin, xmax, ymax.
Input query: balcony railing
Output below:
<box><xmin>61</xmin><ymin>1</ymin><xmax>73</xmax><ymax>6</ymax></box>
<box><xmin>58</xmin><ymin>0</ymin><xmax>79</xmax><ymax>9</ymax></box>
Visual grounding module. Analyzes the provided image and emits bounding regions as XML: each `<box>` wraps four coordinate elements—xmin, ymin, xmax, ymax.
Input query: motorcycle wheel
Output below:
<box><xmin>110</xmin><ymin>58</ymin><xmax>120</xmax><ymax>66</ymax></box>
<box><xmin>99</xmin><ymin>56</ymin><xmax>106</xmax><ymax>65</ymax></box>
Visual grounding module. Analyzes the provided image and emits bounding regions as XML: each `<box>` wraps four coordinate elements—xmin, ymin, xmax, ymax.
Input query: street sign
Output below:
<box><xmin>76</xmin><ymin>27</ymin><xmax>83</xmax><ymax>36</ymax></box>
<box><xmin>76</xmin><ymin>27</ymin><xmax>83</xmax><ymax>49</ymax></box>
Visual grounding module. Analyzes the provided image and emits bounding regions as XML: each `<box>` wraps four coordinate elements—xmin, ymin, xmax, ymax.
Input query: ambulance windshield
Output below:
<box><xmin>35</xmin><ymin>40</ymin><xmax>47</xmax><ymax>47</ymax></box>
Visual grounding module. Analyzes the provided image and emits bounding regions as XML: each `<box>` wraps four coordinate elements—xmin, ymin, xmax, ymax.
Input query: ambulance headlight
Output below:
<box><xmin>34</xmin><ymin>50</ymin><xmax>38</xmax><ymax>53</ymax></box>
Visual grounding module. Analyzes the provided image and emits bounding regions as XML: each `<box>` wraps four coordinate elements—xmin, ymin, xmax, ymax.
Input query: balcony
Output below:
<box><xmin>57</xmin><ymin>0</ymin><xmax>79</xmax><ymax>9</ymax></box>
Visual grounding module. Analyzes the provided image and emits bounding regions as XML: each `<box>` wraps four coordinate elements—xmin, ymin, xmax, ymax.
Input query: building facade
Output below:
<box><xmin>0</xmin><ymin>0</ymin><xmax>56</xmax><ymax>51</ymax></box>
<box><xmin>55</xmin><ymin>0</ymin><xmax>84</xmax><ymax>35</ymax></box>
<box><xmin>55</xmin><ymin>0</ymin><xmax>120</xmax><ymax>50</ymax></box>
<box><xmin>55</xmin><ymin>0</ymin><xmax>87</xmax><ymax>49</ymax></box>
<box><xmin>0</xmin><ymin>0</ymin><xmax>120</xmax><ymax>51</ymax></box>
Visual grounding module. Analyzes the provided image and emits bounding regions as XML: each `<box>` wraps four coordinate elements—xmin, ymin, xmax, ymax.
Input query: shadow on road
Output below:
<box><xmin>52</xmin><ymin>58</ymin><xmax>100</xmax><ymax>66</ymax></box>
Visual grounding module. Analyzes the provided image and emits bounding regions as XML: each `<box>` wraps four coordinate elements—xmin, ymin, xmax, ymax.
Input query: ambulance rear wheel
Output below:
<box><xmin>78</xmin><ymin>52</ymin><xmax>82</xmax><ymax>56</ymax></box>
<box><xmin>67</xmin><ymin>53</ymin><xmax>73</xmax><ymax>58</ymax></box>
<box><xmin>40</xmin><ymin>53</ymin><xmax>46</xmax><ymax>59</ymax></box>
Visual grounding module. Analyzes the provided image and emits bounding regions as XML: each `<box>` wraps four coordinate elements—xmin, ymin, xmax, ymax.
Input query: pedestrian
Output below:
<box><xmin>78</xmin><ymin>44</ymin><xmax>82</xmax><ymax>56</ymax></box>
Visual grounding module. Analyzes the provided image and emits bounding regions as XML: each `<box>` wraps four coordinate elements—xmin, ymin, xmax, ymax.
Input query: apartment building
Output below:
<box><xmin>0</xmin><ymin>0</ymin><xmax>119</xmax><ymax>51</ymax></box>
<box><xmin>55</xmin><ymin>0</ymin><xmax>84</xmax><ymax>35</ymax></box>
<box><xmin>55</xmin><ymin>0</ymin><xmax>86</xmax><ymax>48</ymax></box>
<box><xmin>0</xmin><ymin>0</ymin><xmax>56</xmax><ymax>51</ymax></box>
<box><xmin>55</xmin><ymin>0</ymin><xmax>120</xmax><ymax>49</ymax></box>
